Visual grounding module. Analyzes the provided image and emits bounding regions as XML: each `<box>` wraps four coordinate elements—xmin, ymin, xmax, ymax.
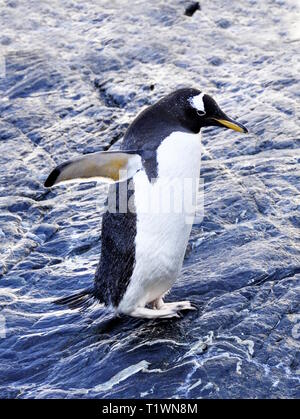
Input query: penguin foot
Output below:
<box><xmin>160</xmin><ymin>301</ymin><xmax>197</xmax><ymax>312</ymax></box>
<box><xmin>129</xmin><ymin>306</ymin><xmax>181</xmax><ymax>319</ymax></box>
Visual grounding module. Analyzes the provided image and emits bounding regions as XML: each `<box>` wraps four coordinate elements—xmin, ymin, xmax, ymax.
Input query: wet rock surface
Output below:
<box><xmin>0</xmin><ymin>0</ymin><xmax>299</xmax><ymax>398</ymax></box>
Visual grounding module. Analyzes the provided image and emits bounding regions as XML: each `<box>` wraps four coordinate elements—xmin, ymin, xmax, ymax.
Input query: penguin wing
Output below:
<box><xmin>44</xmin><ymin>150</ymin><xmax>142</xmax><ymax>187</ymax></box>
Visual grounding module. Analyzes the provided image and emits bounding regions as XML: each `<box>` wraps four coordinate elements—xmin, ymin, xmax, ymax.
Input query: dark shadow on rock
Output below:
<box><xmin>185</xmin><ymin>2</ymin><xmax>200</xmax><ymax>17</ymax></box>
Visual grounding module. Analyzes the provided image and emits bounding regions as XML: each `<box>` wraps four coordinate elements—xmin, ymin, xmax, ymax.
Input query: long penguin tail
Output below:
<box><xmin>54</xmin><ymin>288</ymin><xmax>95</xmax><ymax>310</ymax></box>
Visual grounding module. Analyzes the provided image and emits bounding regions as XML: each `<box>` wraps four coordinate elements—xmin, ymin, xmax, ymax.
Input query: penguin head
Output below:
<box><xmin>163</xmin><ymin>88</ymin><xmax>248</xmax><ymax>134</ymax></box>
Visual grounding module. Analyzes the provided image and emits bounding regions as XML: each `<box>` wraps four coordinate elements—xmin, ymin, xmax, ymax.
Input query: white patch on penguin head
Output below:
<box><xmin>189</xmin><ymin>92</ymin><xmax>206</xmax><ymax>114</ymax></box>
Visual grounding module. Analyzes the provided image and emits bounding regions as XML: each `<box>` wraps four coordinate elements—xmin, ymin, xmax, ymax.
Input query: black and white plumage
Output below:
<box><xmin>45</xmin><ymin>88</ymin><xmax>247</xmax><ymax>319</ymax></box>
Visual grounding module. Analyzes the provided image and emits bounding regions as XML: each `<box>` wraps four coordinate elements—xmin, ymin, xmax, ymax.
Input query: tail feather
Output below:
<box><xmin>54</xmin><ymin>288</ymin><xmax>95</xmax><ymax>310</ymax></box>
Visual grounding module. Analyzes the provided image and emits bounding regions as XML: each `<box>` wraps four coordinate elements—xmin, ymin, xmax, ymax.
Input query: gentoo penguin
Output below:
<box><xmin>45</xmin><ymin>88</ymin><xmax>247</xmax><ymax>319</ymax></box>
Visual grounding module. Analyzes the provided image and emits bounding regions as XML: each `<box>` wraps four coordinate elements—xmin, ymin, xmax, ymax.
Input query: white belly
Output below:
<box><xmin>118</xmin><ymin>131</ymin><xmax>202</xmax><ymax>313</ymax></box>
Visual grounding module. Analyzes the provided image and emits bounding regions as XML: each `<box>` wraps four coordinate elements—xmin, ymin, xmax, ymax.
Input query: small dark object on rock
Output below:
<box><xmin>150</xmin><ymin>84</ymin><xmax>155</xmax><ymax>91</ymax></box>
<box><xmin>185</xmin><ymin>2</ymin><xmax>200</xmax><ymax>17</ymax></box>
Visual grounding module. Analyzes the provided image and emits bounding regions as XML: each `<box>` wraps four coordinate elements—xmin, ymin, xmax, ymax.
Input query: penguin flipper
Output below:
<box><xmin>44</xmin><ymin>150</ymin><xmax>142</xmax><ymax>187</ymax></box>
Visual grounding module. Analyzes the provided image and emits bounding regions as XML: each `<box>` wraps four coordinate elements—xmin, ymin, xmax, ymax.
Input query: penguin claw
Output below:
<box><xmin>178</xmin><ymin>305</ymin><xmax>196</xmax><ymax>311</ymax></box>
<box><xmin>162</xmin><ymin>301</ymin><xmax>196</xmax><ymax>312</ymax></box>
<box><xmin>187</xmin><ymin>305</ymin><xmax>196</xmax><ymax>311</ymax></box>
<box><xmin>167</xmin><ymin>314</ymin><xmax>180</xmax><ymax>319</ymax></box>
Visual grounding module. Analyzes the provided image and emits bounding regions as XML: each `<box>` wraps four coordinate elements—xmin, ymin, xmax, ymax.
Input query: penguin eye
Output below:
<box><xmin>197</xmin><ymin>110</ymin><xmax>206</xmax><ymax>116</ymax></box>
